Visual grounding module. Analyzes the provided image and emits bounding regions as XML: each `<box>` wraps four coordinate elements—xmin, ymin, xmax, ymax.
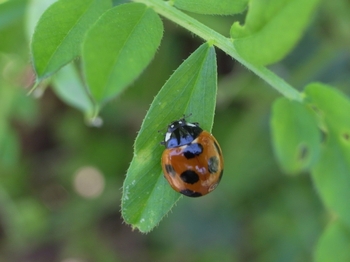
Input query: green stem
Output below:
<box><xmin>133</xmin><ymin>0</ymin><xmax>303</xmax><ymax>102</ymax></box>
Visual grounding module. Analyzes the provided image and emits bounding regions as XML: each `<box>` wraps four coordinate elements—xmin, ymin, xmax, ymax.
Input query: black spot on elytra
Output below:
<box><xmin>180</xmin><ymin>189</ymin><xmax>202</xmax><ymax>197</ymax></box>
<box><xmin>214</xmin><ymin>141</ymin><xmax>221</xmax><ymax>156</ymax></box>
<box><xmin>183</xmin><ymin>143</ymin><xmax>203</xmax><ymax>159</ymax></box>
<box><xmin>208</xmin><ymin>156</ymin><xmax>219</xmax><ymax>174</ymax></box>
<box><xmin>180</xmin><ymin>170</ymin><xmax>199</xmax><ymax>184</ymax></box>
<box><xmin>164</xmin><ymin>164</ymin><xmax>176</xmax><ymax>177</ymax></box>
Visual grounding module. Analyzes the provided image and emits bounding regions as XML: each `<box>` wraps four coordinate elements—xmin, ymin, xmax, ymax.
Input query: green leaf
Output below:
<box><xmin>173</xmin><ymin>0</ymin><xmax>248</xmax><ymax>15</ymax></box>
<box><xmin>315</xmin><ymin>220</ymin><xmax>350</xmax><ymax>262</ymax></box>
<box><xmin>122</xmin><ymin>43</ymin><xmax>217</xmax><ymax>232</ymax></box>
<box><xmin>31</xmin><ymin>0</ymin><xmax>112</xmax><ymax>79</ymax></box>
<box><xmin>270</xmin><ymin>98</ymin><xmax>321</xmax><ymax>174</ymax></box>
<box><xmin>230</xmin><ymin>0</ymin><xmax>320</xmax><ymax>65</ymax></box>
<box><xmin>82</xmin><ymin>3</ymin><xmax>163</xmax><ymax>106</ymax></box>
<box><xmin>305</xmin><ymin>83</ymin><xmax>350</xmax><ymax>228</ymax></box>
<box><xmin>25</xmin><ymin>0</ymin><xmax>57</xmax><ymax>39</ymax></box>
<box><xmin>52</xmin><ymin>63</ymin><xmax>94</xmax><ymax>116</ymax></box>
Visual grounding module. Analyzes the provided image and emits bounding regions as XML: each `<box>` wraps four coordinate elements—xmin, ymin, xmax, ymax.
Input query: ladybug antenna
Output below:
<box><xmin>158</xmin><ymin>128</ymin><xmax>167</xmax><ymax>135</ymax></box>
<box><xmin>182</xmin><ymin>113</ymin><xmax>198</xmax><ymax>125</ymax></box>
<box><xmin>182</xmin><ymin>113</ymin><xmax>192</xmax><ymax>121</ymax></box>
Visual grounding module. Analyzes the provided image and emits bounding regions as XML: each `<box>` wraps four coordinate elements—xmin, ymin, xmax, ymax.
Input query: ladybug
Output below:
<box><xmin>161</xmin><ymin>117</ymin><xmax>224</xmax><ymax>197</ymax></box>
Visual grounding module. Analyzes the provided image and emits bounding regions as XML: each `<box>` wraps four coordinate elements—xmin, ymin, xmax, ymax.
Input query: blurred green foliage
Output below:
<box><xmin>0</xmin><ymin>0</ymin><xmax>349</xmax><ymax>261</ymax></box>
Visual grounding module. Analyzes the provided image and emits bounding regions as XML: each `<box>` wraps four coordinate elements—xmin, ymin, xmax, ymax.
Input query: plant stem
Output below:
<box><xmin>132</xmin><ymin>0</ymin><xmax>303</xmax><ymax>102</ymax></box>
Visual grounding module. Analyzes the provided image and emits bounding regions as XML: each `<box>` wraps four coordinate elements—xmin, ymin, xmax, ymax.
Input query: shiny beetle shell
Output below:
<box><xmin>161</xmin><ymin>118</ymin><xmax>224</xmax><ymax>197</ymax></box>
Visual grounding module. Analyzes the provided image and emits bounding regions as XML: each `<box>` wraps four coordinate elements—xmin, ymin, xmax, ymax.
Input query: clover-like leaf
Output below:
<box><xmin>52</xmin><ymin>63</ymin><xmax>94</xmax><ymax>117</ymax></box>
<box><xmin>305</xmin><ymin>83</ymin><xmax>350</xmax><ymax>228</ymax></box>
<box><xmin>25</xmin><ymin>0</ymin><xmax>57</xmax><ymax>39</ymax></box>
<box><xmin>230</xmin><ymin>0</ymin><xmax>320</xmax><ymax>65</ymax></box>
<box><xmin>31</xmin><ymin>0</ymin><xmax>111</xmax><ymax>79</ymax></box>
<box><xmin>270</xmin><ymin>97</ymin><xmax>321</xmax><ymax>174</ymax></box>
<box><xmin>122</xmin><ymin>43</ymin><xmax>217</xmax><ymax>233</ymax></box>
<box><xmin>82</xmin><ymin>3</ymin><xmax>163</xmax><ymax>106</ymax></box>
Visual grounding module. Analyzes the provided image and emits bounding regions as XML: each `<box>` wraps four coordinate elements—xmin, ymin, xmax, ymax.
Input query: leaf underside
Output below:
<box><xmin>230</xmin><ymin>0</ymin><xmax>320</xmax><ymax>65</ymax></box>
<box><xmin>270</xmin><ymin>97</ymin><xmax>321</xmax><ymax>174</ymax></box>
<box><xmin>305</xmin><ymin>83</ymin><xmax>350</xmax><ymax>229</ymax></box>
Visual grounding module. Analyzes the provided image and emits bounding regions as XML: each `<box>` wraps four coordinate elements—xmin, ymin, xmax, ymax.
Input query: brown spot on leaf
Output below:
<box><xmin>298</xmin><ymin>144</ymin><xmax>308</xmax><ymax>161</ymax></box>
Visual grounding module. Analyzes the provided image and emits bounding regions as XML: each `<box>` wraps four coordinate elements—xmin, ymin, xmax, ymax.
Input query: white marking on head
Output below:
<box><xmin>165</xmin><ymin>132</ymin><xmax>171</xmax><ymax>142</ymax></box>
<box><xmin>186</xmin><ymin>122</ymin><xmax>196</xmax><ymax>127</ymax></box>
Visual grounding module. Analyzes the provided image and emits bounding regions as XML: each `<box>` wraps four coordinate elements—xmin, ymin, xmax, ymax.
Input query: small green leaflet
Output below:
<box><xmin>305</xmin><ymin>83</ymin><xmax>350</xmax><ymax>228</ymax></box>
<box><xmin>122</xmin><ymin>43</ymin><xmax>217</xmax><ymax>233</ymax></box>
<box><xmin>82</xmin><ymin>3</ymin><xmax>163</xmax><ymax>106</ymax></box>
<box><xmin>52</xmin><ymin>63</ymin><xmax>94</xmax><ymax>117</ymax></box>
<box><xmin>230</xmin><ymin>0</ymin><xmax>320</xmax><ymax>65</ymax></box>
<box><xmin>315</xmin><ymin>220</ymin><xmax>350</xmax><ymax>262</ymax></box>
<box><xmin>270</xmin><ymin>98</ymin><xmax>321</xmax><ymax>174</ymax></box>
<box><xmin>173</xmin><ymin>0</ymin><xmax>248</xmax><ymax>15</ymax></box>
<box><xmin>25</xmin><ymin>0</ymin><xmax>57</xmax><ymax>39</ymax></box>
<box><xmin>31</xmin><ymin>0</ymin><xmax>111</xmax><ymax>79</ymax></box>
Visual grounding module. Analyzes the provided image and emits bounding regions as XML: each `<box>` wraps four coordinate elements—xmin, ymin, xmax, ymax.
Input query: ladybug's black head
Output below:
<box><xmin>163</xmin><ymin>119</ymin><xmax>203</xmax><ymax>148</ymax></box>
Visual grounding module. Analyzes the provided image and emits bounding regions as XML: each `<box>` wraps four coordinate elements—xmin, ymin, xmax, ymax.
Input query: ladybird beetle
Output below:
<box><xmin>161</xmin><ymin>118</ymin><xmax>224</xmax><ymax>197</ymax></box>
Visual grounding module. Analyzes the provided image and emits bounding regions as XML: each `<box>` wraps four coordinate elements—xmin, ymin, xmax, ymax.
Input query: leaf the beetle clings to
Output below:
<box><xmin>305</xmin><ymin>83</ymin><xmax>350</xmax><ymax>229</ymax></box>
<box><xmin>31</xmin><ymin>0</ymin><xmax>111</xmax><ymax>79</ymax></box>
<box><xmin>173</xmin><ymin>0</ymin><xmax>248</xmax><ymax>15</ymax></box>
<box><xmin>122</xmin><ymin>43</ymin><xmax>217</xmax><ymax>233</ymax></box>
<box><xmin>270</xmin><ymin>97</ymin><xmax>321</xmax><ymax>174</ymax></box>
<box><xmin>230</xmin><ymin>0</ymin><xmax>320</xmax><ymax>65</ymax></box>
<box><xmin>82</xmin><ymin>3</ymin><xmax>163</xmax><ymax>108</ymax></box>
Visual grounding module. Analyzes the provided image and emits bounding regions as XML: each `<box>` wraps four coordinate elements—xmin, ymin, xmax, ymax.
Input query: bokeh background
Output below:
<box><xmin>1</xmin><ymin>0</ymin><xmax>350</xmax><ymax>261</ymax></box>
